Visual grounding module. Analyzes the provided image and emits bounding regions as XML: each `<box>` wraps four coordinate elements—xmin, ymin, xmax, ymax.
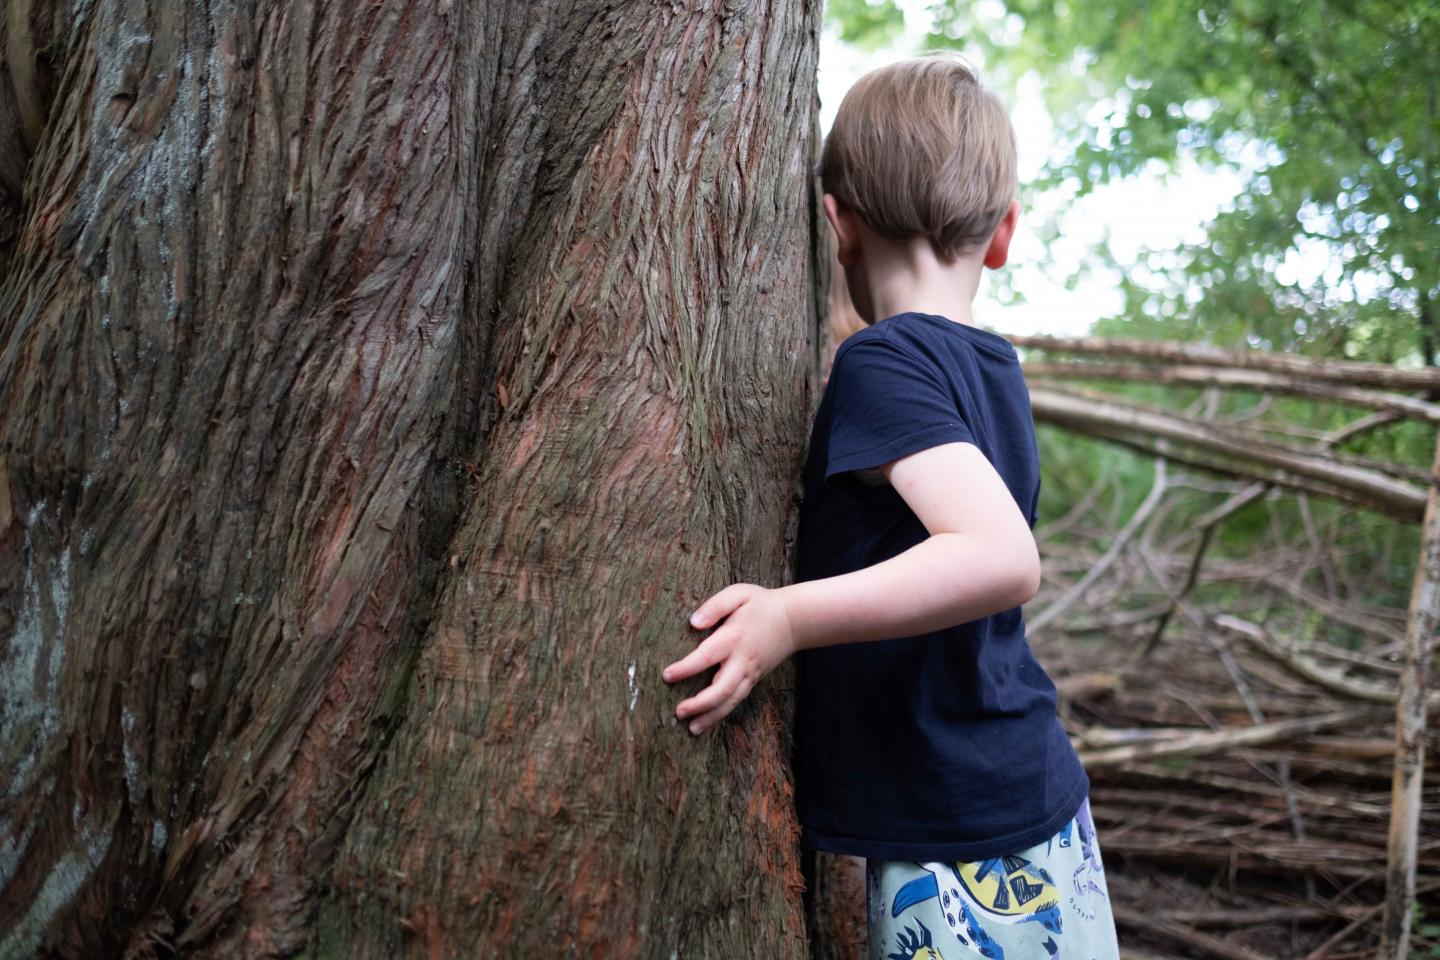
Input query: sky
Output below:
<box><xmin>816</xmin><ymin>1</ymin><xmax>1252</xmax><ymax>338</ymax></box>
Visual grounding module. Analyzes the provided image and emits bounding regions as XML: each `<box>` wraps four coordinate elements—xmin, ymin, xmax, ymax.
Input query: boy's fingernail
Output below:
<box><xmin>689</xmin><ymin>722</ymin><xmax>701</xmax><ymax>734</ymax></box>
<box><xmin>690</xmin><ymin>613</ymin><xmax>704</xmax><ymax>626</ymax></box>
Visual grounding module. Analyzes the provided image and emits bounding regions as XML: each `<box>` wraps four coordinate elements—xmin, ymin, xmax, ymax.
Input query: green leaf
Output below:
<box><xmin>825</xmin><ymin>0</ymin><xmax>907</xmax><ymax>51</ymax></box>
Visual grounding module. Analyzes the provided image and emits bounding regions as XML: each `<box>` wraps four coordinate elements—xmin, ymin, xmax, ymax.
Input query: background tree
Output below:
<box><xmin>0</xmin><ymin>1</ymin><xmax>826</xmax><ymax>956</ymax></box>
<box><xmin>929</xmin><ymin>0</ymin><xmax>1440</xmax><ymax>369</ymax></box>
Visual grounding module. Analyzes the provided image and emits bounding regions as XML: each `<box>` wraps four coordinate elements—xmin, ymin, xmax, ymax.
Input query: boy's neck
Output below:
<box><xmin>853</xmin><ymin>231</ymin><xmax>986</xmax><ymax>330</ymax></box>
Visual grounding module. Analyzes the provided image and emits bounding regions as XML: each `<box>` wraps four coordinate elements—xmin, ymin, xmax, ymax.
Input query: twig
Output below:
<box><xmin>1114</xmin><ymin>907</ymin><xmax>1281</xmax><ymax>960</ymax></box>
<box><xmin>1214</xmin><ymin>615</ymin><xmax>1435</xmax><ymax>705</ymax></box>
<box><xmin>1030</xmin><ymin>455</ymin><xmax>1168</xmax><ymax>638</ymax></box>
<box><xmin>1305</xmin><ymin>901</ymin><xmax>1386</xmax><ymax>960</ymax></box>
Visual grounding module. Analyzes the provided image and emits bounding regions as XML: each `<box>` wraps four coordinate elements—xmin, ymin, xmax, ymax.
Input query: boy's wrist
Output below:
<box><xmin>776</xmin><ymin>584</ymin><xmax>804</xmax><ymax>654</ymax></box>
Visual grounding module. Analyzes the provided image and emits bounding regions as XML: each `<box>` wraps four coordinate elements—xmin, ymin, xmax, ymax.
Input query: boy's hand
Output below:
<box><xmin>662</xmin><ymin>583</ymin><xmax>796</xmax><ymax>735</ymax></box>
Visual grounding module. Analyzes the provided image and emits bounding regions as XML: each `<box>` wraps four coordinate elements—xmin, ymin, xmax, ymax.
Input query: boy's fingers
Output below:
<box><xmin>689</xmin><ymin>583</ymin><xmax>755</xmax><ymax>629</ymax></box>
<box><xmin>662</xmin><ymin>627</ymin><xmax>734</xmax><ymax>684</ymax></box>
<box><xmin>688</xmin><ymin>674</ymin><xmax>755</xmax><ymax>734</ymax></box>
<box><xmin>675</xmin><ymin>657</ymin><xmax>743</xmax><ymax>722</ymax></box>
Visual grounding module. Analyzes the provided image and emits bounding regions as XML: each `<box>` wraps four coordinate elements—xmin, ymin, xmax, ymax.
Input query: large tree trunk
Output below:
<box><xmin>0</xmin><ymin>1</ymin><xmax>825</xmax><ymax>956</ymax></box>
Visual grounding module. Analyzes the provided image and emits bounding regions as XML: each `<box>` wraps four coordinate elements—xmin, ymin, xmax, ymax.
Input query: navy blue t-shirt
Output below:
<box><xmin>790</xmin><ymin>311</ymin><xmax>1089</xmax><ymax>862</ymax></box>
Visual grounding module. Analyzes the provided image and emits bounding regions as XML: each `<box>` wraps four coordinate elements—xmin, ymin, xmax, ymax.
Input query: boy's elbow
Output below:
<box><xmin>1008</xmin><ymin>535</ymin><xmax>1043</xmax><ymax>607</ymax></box>
<box><xmin>950</xmin><ymin>528</ymin><xmax>1042</xmax><ymax>610</ymax></box>
<box><xmin>1017</xmin><ymin>548</ymin><xmax>1042</xmax><ymax>604</ymax></box>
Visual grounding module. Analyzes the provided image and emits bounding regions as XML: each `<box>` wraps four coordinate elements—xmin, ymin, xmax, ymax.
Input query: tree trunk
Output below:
<box><xmin>0</xmin><ymin>1</ymin><xmax>825</xmax><ymax>956</ymax></box>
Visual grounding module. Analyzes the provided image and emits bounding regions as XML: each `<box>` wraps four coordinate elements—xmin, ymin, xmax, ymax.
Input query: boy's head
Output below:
<box><xmin>820</xmin><ymin>53</ymin><xmax>1020</xmax><ymax>317</ymax></box>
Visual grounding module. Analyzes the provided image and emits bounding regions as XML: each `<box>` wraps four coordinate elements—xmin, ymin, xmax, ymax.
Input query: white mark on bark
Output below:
<box><xmin>98</xmin><ymin>400</ymin><xmax>117</xmax><ymax>463</ymax></box>
<box><xmin>627</xmin><ymin>660</ymin><xmax>638</xmax><ymax>711</ymax></box>
<box><xmin>0</xmin><ymin>779</ymin><xmax>46</xmax><ymax>887</ymax></box>
<box><xmin>152</xmin><ymin>819</ymin><xmax>167</xmax><ymax>852</ymax></box>
<box><xmin>75</xmin><ymin>3</ymin><xmax>225</xmax><ymax>329</ymax></box>
<box><xmin>121</xmin><ymin>708</ymin><xmax>140</xmax><ymax>796</ymax></box>
<box><xmin>1</xmin><ymin>500</ymin><xmax>70</xmax><ymax>804</ymax></box>
<box><xmin>199</xmin><ymin>16</ymin><xmax>225</xmax><ymax>172</ymax></box>
<box><xmin>65</xmin><ymin>0</ymin><xmax>89</xmax><ymax>28</ymax></box>
<box><xmin>75</xmin><ymin>14</ymin><xmax>155</xmax><ymax>263</ymax></box>
<box><xmin>0</xmin><ymin>811</ymin><xmax>113</xmax><ymax>958</ymax></box>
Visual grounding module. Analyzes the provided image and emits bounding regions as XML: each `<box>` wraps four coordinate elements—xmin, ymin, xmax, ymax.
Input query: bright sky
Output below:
<box><xmin>817</xmin><ymin>2</ymin><xmax>1252</xmax><ymax>338</ymax></box>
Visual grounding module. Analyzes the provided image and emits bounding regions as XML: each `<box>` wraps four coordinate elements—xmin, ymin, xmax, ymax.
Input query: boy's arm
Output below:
<box><xmin>663</xmin><ymin>438</ymin><xmax>1041</xmax><ymax>736</ymax></box>
<box><xmin>777</xmin><ymin>439</ymin><xmax>1042</xmax><ymax>652</ymax></box>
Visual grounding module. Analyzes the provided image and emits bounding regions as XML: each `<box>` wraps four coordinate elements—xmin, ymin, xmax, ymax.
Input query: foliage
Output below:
<box><xmin>826</xmin><ymin>0</ymin><xmax>1440</xmax><ymax>368</ymax></box>
<box><xmin>825</xmin><ymin>0</ymin><xmax>908</xmax><ymax>51</ymax></box>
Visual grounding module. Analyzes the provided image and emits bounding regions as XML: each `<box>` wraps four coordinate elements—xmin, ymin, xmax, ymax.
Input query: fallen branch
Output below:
<box><xmin>1025</xmin><ymin>362</ymin><xmax>1440</xmax><ymax>425</ymax></box>
<box><xmin>1077</xmin><ymin>707</ymin><xmax>1381</xmax><ymax>767</ymax></box>
<box><xmin>1212</xmin><ymin>614</ymin><xmax>1431</xmax><ymax>705</ymax></box>
<box><xmin>1012</xmin><ymin>334</ymin><xmax>1440</xmax><ymax>392</ymax></box>
<box><xmin>1030</xmin><ymin>387</ymin><xmax>1430</xmax><ymax>522</ymax></box>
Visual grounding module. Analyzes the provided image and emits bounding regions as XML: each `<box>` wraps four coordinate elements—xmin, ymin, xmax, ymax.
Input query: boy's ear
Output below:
<box><xmin>822</xmin><ymin>193</ymin><xmax>861</xmax><ymax>267</ymax></box>
<box><xmin>982</xmin><ymin>200</ymin><xmax>1021</xmax><ymax>270</ymax></box>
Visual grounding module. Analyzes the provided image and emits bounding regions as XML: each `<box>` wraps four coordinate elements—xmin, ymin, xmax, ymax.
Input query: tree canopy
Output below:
<box><xmin>828</xmin><ymin>0</ymin><xmax>1439</xmax><ymax>368</ymax></box>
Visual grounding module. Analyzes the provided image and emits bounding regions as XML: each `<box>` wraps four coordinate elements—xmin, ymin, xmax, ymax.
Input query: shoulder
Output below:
<box><xmin>830</xmin><ymin>322</ymin><xmax>944</xmax><ymax>386</ymax></box>
<box><xmin>832</xmin><ymin>321</ymin><xmax>894</xmax><ymax>361</ymax></box>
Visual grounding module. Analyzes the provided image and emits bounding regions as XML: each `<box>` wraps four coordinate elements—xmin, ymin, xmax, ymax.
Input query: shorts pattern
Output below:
<box><xmin>866</xmin><ymin>796</ymin><xmax>1118</xmax><ymax>960</ymax></box>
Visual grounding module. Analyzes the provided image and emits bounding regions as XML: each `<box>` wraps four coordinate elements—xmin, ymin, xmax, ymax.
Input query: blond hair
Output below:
<box><xmin>820</xmin><ymin>52</ymin><xmax>1018</xmax><ymax>262</ymax></box>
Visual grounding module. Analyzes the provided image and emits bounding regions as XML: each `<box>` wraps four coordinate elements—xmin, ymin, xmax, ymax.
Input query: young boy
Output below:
<box><xmin>662</xmin><ymin>54</ymin><xmax>1119</xmax><ymax>958</ymax></box>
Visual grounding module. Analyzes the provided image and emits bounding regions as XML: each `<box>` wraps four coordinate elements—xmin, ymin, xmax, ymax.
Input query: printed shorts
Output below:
<box><xmin>866</xmin><ymin>796</ymin><xmax>1118</xmax><ymax>960</ymax></box>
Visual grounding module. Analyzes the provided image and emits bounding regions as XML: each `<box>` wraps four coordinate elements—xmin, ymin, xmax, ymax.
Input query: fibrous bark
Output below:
<box><xmin>0</xmin><ymin>1</ymin><xmax>824</xmax><ymax>957</ymax></box>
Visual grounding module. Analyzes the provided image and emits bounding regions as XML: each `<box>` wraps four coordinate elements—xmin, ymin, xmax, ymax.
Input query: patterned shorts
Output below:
<box><xmin>866</xmin><ymin>796</ymin><xmax>1118</xmax><ymax>960</ymax></box>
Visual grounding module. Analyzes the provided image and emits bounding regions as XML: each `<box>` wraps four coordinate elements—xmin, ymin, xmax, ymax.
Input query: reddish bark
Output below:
<box><xmin>0</xmin><ymin>1</ymin><xmax>826</xmax><ymax>955</ymax></box>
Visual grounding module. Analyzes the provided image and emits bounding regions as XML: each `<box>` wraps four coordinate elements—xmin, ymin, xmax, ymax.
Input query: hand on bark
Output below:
<box><xmin>662</xmin><ymin>582</ymin><xmax>796</xmax><ymax>735</ymax></box>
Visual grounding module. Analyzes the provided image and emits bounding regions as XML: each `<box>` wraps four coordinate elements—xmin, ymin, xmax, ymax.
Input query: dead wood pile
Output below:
<box><xmin>1016</xmin><ymin>333</ymin><xmax>1440</xmax><ymax>959</ymax></box>
<box><xmin>1042</xmin><ymin>620</ymin><xmax>1438</xmax><ymax>959</ymax></box>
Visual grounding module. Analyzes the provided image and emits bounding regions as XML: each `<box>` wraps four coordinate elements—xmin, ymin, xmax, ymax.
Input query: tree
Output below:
<box><xmin>0</xmin><ymin>2</ymin><xmax>826</xmax><ymax>955</ymax></box>
<box><xmin>922</xmin><ymin>0</ymin><xmax>1439</xmax><ymax>366</ymax></box>
<box><xmin>827</xmin><ymin>0</ymin><xmax>1440</xmax><ymax>367</ymax></box>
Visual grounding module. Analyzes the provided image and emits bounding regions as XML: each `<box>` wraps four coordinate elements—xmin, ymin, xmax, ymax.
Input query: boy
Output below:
<box><xmin>662</xmin><ymin>54</ymin><xmax>1119</xmax><ymax>958</ymax></box>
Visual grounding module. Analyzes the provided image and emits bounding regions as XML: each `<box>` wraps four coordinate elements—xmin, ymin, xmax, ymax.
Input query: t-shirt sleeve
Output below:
<box><xmin>824</xmin><ymin>338</ymin><xmax>976</xmax><ymax>492</ymax></box>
